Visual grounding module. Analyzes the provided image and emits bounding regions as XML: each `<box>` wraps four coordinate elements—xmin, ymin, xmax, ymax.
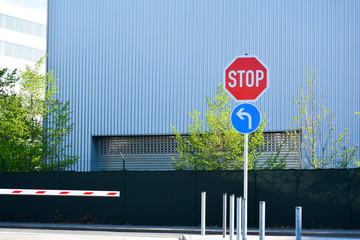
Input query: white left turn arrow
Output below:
<box><xmin>236</xmin><ymin>108</ymin><xmax>252</xmax><ymax>129</ymax></box>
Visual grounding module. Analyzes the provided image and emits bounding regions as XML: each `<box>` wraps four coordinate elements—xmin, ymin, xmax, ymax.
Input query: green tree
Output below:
<box><xmin>171</xmin><ymin>85</ymin><xmax>267</xmax><ymax>170</ymax></box>
<box><xmin>0</xmin><ymin>68</ymin><xmax>29</xmax><ymax>170</ymax></box>
<box><xmin>353</xmin><ymin>112</ymin><xmax>360</xmax><ymax>167</ymax></box>
<box><xmin>0</xmin><ymin>57</ymin><xmax>78</xmax><ymax>172</ymax></box>
<box><xmin>258</xmin><ymin>140</ymin><xmax>289</xmax><ymax>170</ymax></box>
<box><xmin>19</xmin><ymin>57</ymin><xmax>57</xmax><ymax>169</ymax></box>
<box><xmin>288</xmin><ymin>67</ymin><xmax>358</xmax><ymax>169</ymax></box>
<box><xmin>42</xmin><ymin>100</ymin><xmax>79</xmax><ymax>170</ymax></box>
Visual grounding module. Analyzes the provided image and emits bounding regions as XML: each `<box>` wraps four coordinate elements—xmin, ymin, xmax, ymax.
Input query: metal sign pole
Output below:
<box><xmin>225</xmin><ymin>55</ymin><xmax>268</xmax><ymax>240</ymax></box>
<box><xmin>242</xmin><ymin>133</ymin><xmax>248</xmax><ymax>240</ymax></box>
<box><xmin>230</xmin><ymin>103</ymin><xmax>261</xmax><ymax>240</ymax></box>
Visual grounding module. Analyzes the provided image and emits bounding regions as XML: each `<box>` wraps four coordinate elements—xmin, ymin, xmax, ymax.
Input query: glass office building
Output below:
<box><xmin>0</xmin><ymin>0</ymin><xmax>46</xmax><ymax>72</ymax></box>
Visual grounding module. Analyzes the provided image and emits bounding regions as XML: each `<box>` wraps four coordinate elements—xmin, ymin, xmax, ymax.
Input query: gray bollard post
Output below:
<box><xmin>296</xmin><ymin>206</ymin><xmax>302</xmax><ymax>240</ymax></box>
<box><xmin>230</xmin><ymin>194</ymin><xmax>235</xmax><ymax>240</ymax></box>
<box><xmin>223</xmin><ymin>193</ymin><xmax>227</xmax><ymax>238</ymax></box>
<box><xmin>236</xmin><ymin>197</ymin><xmax>242</xmax><ymax>240</ymax></box>
<box><xmin>242</xmin><ymin>198</ymin><xmax>247</xmax><ymax>240</ymax></box>
<box><xmin>259</xmin><ymin>201</ymin><xmax>265</xmax><ymax>240</ymax></box>
<box><xmin>201</xmin><ymin>192</ymin><xmax>206</xmax><ymax>236</ymax></box>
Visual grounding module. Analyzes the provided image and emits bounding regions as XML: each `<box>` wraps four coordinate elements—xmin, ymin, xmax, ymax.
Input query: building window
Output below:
<box><xmin>0</xmin><ymin>13</ymin><xmax>46</xmax><ymax>38</ymax></box>
<box><xmin>0</xmin><ymin>41</ymin><xmax>45</xmax><ymax>62</ymax></box>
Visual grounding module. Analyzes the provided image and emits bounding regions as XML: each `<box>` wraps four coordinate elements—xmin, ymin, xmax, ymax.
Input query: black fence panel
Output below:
<box><xmin>125</xmin><ymin>171</ymin><xmax>194</xmax><ymax>226</ymax></box>
<box><xmin>0</xmin><ymin>169</ymin><xmax>359</xmax><ymax>229</ymax></box>
<box><xmin>253</xmin><ymin>169</ymin><xmax>348</xmax><ymax>229</ymax></box>
<box><xmin>196</xmin><ymin>171</ymin><xmax>244</xmax><ymax>227</ymax></box>
<box><xmin>0</xmin><ymin>172</ymin><xmax>59</xmax><ymax>222</ymax></box>
<box><xmin>59</xmin><ymin>172</ymin><xmax>122</xmax><ymax>224</ymax></box>
<box><xmin>349</xmin><ymin>169</ymin><xmax>360</xmax><ymax>229</ymax></box>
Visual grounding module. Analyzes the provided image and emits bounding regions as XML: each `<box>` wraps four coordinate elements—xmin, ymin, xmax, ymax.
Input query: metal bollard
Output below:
<box><xmin>230</xmin><ymin>194</ymin><xmax>235</xmax><ymax>240</ymax></box>
<box><xmin>259</xmin><ymin>201</ymin><xmax>265</xmax><ymax>240</ymax></box>
<box><xmin>201</xmin><ymin>192</ymin><xmax>206</xmax><ymax>236</ymax></box>
<box><xmin>236</xmin><ymin>197</ymin><xmax>242</xmax><ymax>240</ymax></box>
<box><xmin>223</xmin><ymin>193</ymin><xmax>227</xmax><ymax>238</ymax></box>
<box><xmin>296</xmin><ymin>206</ymin><xmax>302</xmax><ymax>240</ymax></box>
<box><xmin>242</xmin><ymin>198</ymin><xmax>247</xmax><ymax>240</ymax></box>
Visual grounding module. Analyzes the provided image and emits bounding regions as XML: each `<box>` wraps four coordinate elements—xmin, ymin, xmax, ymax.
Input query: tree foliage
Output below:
<box><xmin>288</xmin><ymin>67</ymin><xmax>358</xmax><ymax>169</ymax></box>
<box><xmin>171</xmin><ymin>85</ymin><xmax>268</xmax><ymax>170</ymax></box>
<box><xmin>258</xmin><ymin>140</ymin><xmax>289</xmax><ymax>170</ymax></box>
<box><xmin>0</xmin><ymin>57</ymin><xmax>78</xmax><ymax>172</ymax></box>
<box><xmin>42</xmin><ymin>100</ymin><xmax>79</xmax><ymax>171</ymax></box>
<box><xmin>0</xmin><ymin>69</ymin><xmax>30</xmax><ymax>170</ymax></box>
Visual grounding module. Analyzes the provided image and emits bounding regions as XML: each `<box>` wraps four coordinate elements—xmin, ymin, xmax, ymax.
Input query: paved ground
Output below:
<box><xmin>0</xmin><ymin>228</ymin><xmax>181</xmax><ymax>240</ymax></box>
<box><xmin>181</xmin><ymin>235</ymin><xmax>360</xmax><ymax>240</ymax></box>
<box><xmin>1</xmin><ymin>222</ymin><xmax>360</xmax><ymax>240</ymax></box>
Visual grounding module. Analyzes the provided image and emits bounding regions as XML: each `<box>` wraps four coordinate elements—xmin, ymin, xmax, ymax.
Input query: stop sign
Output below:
<box><xmin>224</xmin><ymin>56</ymin><xmax>269</xmax><ymax>101</ymax></box>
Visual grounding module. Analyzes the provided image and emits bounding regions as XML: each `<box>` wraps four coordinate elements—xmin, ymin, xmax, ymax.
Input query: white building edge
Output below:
<box><xmin>0</xmin><ymin>0</ymin><xmax>46</xmax><ymax>73</ymax></box>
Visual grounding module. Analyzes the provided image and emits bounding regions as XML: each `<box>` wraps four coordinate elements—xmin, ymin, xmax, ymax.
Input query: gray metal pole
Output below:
<box><xmin>242</xmin><ymin>198</ymin><xmax>247</xmax><ymax>240</ymax></box>
<box><xmin>243</xmin><ymin>133</ymin><xmax>248</xmax><ymax>240</ymax></box>
<box><xmin>230</xmin><ymin>194</ymin><xmax>235</xmax><ymax>240</ymax></box>
<box><xmin>296</xmin><ymin>206</ymin><xmax>302</xmax><ymax>240</ymax></box>
<box><xmin>236</xmin><ymin>197</ymin><xmax>242</xmax><ymax>240</ymax></box>
<box><xmin>223</xmin><ymin>193</ymin><xmax>227</xmax><ymax>238</ymax></box>
<box><xmin>120</xmin><ymin>152</ymin><xmax>126</xmax><ymax>224</ymax></box>
<box><xmin>259</xmin><ymin>201</ymin><xmax>265</xmax><ymax>240</ymax></box>
<box><xmin>201</xmin><ymin>192</ymin><xmax>206</xmax><ymax>236</ymax></box>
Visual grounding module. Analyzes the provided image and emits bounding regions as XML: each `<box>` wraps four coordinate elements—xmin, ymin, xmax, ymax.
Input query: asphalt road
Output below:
<box><xmin>183</xmin><ymin>236</ymin><xmax>360</xmax><ymax>240</ymax></box>
<box><xmin>184</xmin><ymin>235</ymin><xmax>359</xmax><ymax>240</ymax></box>
<box><xmin>1</xmin><ymin>228</ymin><xmax>360</xmax><ymax>240</ymax></box>
<box><xmin>0</xmin><ymin>228</ymin><xmax>182</xmax><ymax>240</ymax></box>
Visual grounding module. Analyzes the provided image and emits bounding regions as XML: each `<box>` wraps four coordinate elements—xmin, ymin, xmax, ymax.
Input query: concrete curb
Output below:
<box><xmin>0</xmin><ymin>222</ymin><xmax>204</xmax><ymax>234</ymax></box>
<box><xmin>0</xmin><ymin>222</ymin><xmax>360</xmax><ymax>238</ymax></box>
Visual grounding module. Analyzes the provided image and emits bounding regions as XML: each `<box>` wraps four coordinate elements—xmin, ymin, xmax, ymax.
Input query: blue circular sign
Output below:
<box><xmin>231</xmin><ymin>103</ymin><xmax>261</xmax><ymax>134</ymax></box>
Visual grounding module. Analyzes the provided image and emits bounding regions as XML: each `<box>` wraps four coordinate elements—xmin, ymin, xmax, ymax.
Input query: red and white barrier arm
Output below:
<box><xmin>0</xmin><ymin>188</ymin><xmax>120</xmax><ymax>197</ymax></box>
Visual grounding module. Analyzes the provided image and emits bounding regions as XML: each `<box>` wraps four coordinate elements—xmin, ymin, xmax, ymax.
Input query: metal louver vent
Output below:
<box><xmin>258</xmin><ymin>131</ymin><xmax>300</xmax><ymax>168</ymax></box>
<box><xmin>98</xmin><ymin>136</ymin><xmax>178</xmax><ymax>155</ymax></box>
<box><xmin>95</xmin><ymin>135</ymin><xmax>179</xmax><ymax>171</ymax></box>
<box><xmin>95</xmin><ymin>132</ymin><xmax>301</xmax><ymax>171</ymax></box>
<box><xmin>261</xmin><ymin>131</ymin><xmax>298</xmax><ymax>152</ymax></box>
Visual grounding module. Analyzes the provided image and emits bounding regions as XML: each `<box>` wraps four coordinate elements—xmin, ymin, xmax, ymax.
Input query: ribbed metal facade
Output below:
<box><xmin>47</xmin><ymin>0</ymin><xmax>360</xmax><ymax>171</ymax></box>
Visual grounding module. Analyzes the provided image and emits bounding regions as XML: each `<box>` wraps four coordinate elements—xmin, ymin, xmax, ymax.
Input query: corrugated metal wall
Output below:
<box><xmin>47</xmin><ymin>0</ymin><xmax>360</xmax><ymax>171</ymax></box>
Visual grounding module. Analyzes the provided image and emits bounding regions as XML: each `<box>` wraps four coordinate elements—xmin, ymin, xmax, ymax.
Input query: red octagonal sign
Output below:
<box><xmin>224</xmin><ymin>56</ymin><xmax>269</xmax><ymax>101</ymax></box>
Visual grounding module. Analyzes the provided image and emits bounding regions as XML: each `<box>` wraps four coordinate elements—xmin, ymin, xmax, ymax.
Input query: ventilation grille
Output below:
<box><xmin>258</xmin><ymin>131</ymin><xmax>301</xmax><ymax>168</ymax></box>
<box><xmin>97</xmin><ymin>135</ymin><xmax>178</xmax><ymax>155</ymax></box>
<box><xmin>95</xmin><ymin>132</ymin><xmax>301</xmax><ymax>170</ymax></box>
<box><xmin>261</xmin><ymin>131</ymin><xmax>299</xmax><ymax>152</ymax></box>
